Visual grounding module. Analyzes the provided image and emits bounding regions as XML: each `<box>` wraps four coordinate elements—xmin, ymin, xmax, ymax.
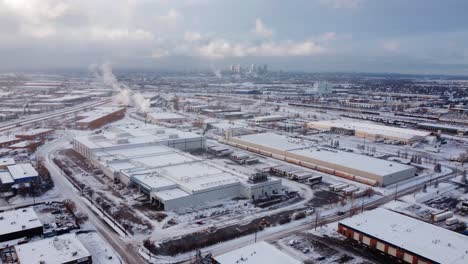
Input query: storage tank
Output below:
<box><xmin>433</xmin><ymin>211</ymin><xmax>454</xmax><ymax>222</ymax></box>
<box><xmin>445</xmin><ymin>217</ymin><xmax>459</xmax><ymax>226</ymax></box>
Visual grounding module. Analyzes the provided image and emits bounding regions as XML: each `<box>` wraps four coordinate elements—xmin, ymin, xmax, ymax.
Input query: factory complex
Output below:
<box><xmin>338</xmin><ymin>208</ymin><xmax>468</xmax><ymax>264</ymax></box>
<box><xmin>73</xmin><ymin>125</ymin><xmax>282</xmax><ymax>210</ymax></box>
<box><xmin>223</xmin><ymin>132</ymin><xmax>416</xmax><ymax>186</ymax></box>
<box><xmin>75</xmin><ymin>106</ymin><xmax>126</xmax><ymax>129</ymax></box>
<box><xmin>308</xmin><ymin>120</ymin><xmax>431</xmax><ymax>144</ymax></box>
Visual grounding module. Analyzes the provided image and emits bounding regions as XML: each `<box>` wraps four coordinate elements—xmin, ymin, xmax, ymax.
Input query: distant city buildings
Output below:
<box><xmin>225</xmin><ymin>64</ymin><xmax>268</xmax><ymax>76</ymax></box>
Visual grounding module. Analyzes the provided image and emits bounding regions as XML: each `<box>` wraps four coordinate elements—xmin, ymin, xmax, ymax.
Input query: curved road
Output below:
<box><xmin>37</xmin><ymin>138</ymin><xmax>144</xmax><ymax>264</ymax></box>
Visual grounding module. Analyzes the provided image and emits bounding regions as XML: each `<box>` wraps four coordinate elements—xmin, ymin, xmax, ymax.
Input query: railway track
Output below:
<box><xmin>179</xmin><ymin>169</ymin><xmax>456</xmax><ymax>263</ymax></box>
<box><xmin>0</xmin><ymin>99</ymin><xmax>113</xmax><ymax>132</ymax></box>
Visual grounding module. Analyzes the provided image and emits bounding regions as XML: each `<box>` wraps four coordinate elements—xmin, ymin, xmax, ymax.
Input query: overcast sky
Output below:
<box><xmin>1</xmin><ymin>0</ymin><xmax>468</xmax><ymax>74</ymax></box>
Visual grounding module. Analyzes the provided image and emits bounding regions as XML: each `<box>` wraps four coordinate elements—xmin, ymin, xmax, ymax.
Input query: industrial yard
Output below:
<box><xmin>1</xmin><ymin>2</ymin><xmax>468</xmax><ymax>262</ymax></box>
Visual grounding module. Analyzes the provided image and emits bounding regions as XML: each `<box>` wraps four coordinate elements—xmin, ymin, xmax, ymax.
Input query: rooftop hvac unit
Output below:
<box><xmin>155</xmin><ymin>129</ymin><xmax>165</xmax><ymax>134</ymax></box>
<box><xmin>169</xmin><ymin>134</ymin><xmax>179</xmax><ymax>139</ymax></box>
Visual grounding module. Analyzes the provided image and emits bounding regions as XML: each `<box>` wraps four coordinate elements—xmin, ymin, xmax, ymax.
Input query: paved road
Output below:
<box><xmin>180</xmin><ymin>169</ymin><xmax>456</xmax><ymax>263</ymax></box>
<box><xmin>37</xmin><ymin>138</ymin><xmax>144</xmax><ymax>264</ymax></box>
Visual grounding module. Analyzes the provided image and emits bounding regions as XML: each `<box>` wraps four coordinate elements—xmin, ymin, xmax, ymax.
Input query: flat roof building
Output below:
<box><xmin>72</xmin><ymin>124</ymin><xmax>205</xmax><ymax>160</ymax></box>
<box><xmin>15</xmin><ymin>128</ymin><xmax>54</xmax><ymax>140</ymax></box>
<box><xmin>338</xmin><ymin>208</ymin><xmax>468</xmax><ymax>264</ymax></box>
<box><xmin>0</xmin><ymin>207</ymin><xmax>43</xmax><ymax>242</ymax></box>
<box><xmin>214</xmin><ymin>241</ymin><xmax>301</xmax><ymax>264</ymax></box>
<box><xmin>76</xmin><ymin>106</ymin><xmax>126</xmax><ymax>129</ymax></box>
<box><xmin>0</xmin><ymin>158</ymin><xmax>15</xmax><ymax>169</ymax></box>
<box><xmin>309</xmin><ymin>120</ymin><xmax>430</xmax><ymax>143</ymax></box>
<box><xmin>224</xmin><ymin>132</ymin><xmax>416</xmax><ymax>186</ymax></box>
<box><xmin>15</xmin><ymin>233</ymin><xmax>91</xmax><ymax>264</ymax></box>
<box><xmin>73</xmin><ymin>125</ymin><xmax>280</xmax><ymax>210</ymax></box>
<box><xmin>147</xmin><ymin>112</ymin><xmax>187</xmax><ymax>123</ymax></box>
<box><xmin>7</xmin><ymin>163</ymin><xmax>39</xmax><ymax>184</ymax></box>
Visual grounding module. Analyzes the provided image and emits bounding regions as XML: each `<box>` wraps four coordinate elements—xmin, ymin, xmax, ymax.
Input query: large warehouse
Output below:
<box><xmin>73</xmin><ymin>124</ymin><xmax>206</xmax><ymax>160</ymax></box>
<box><xmin>223</xmin><ymin>132</ymin><xmax>416</xmax><ymax>186</ymax></box>
<box><xmin>309</xmin><ymin>120</ymin><xmax>431</xmax><ymax>144</ymax></box>
<box><xmin>73</xmin><ymin>125</ymin><xmax>281</xmax><ymax>210</ymax></box>
<box><xmin>76</xmin><ymin>106</ymin><xmax>126</xmax><ymax>129</ymax></box>
<box><xmin>338</xmin><ymin>208</ymin><xmax>468</xmax><ymax>264</ymax></box>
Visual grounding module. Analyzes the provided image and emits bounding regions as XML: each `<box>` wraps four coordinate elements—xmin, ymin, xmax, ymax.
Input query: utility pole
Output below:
<box><xmin>394</xmin><ymin>183</ymin><xmax>399</xmax><ymax>201</ymax></box>
<box><xmin>314</xmin><ymin>210</ymin><xmax>320</xmax><ymax>231</ymax></box>
<box><xmin>361</xmin><ymin>197</ymin><xmax>365</xmax><ymax>213</ymax></box>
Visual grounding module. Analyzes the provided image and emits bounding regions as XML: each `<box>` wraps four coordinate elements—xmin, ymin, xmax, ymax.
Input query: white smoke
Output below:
<box><xmin>133</xmin><ymin>93</ymin><xmax>151</xmax><ymax>114</ymax></box>
<box><xmin>90</xmin><ymin>62</ymin><xmax>151</xmax><ymax>112</ymax></box>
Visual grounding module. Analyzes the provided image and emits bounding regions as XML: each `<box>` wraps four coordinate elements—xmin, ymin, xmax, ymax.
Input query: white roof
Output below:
<box><xmin>339</xmin><ymin>208</ymin><xmax>468</xmax><ymax>264</ymax></box>
<box><xmin>0</xmin><ymin>158</ymin><xmax>15</xmax><ymax>167</ymax></box>
<box><xmin>233</xmin><ymin>133</ymin><xmax>413</xmax><ymax>178</ymax></box>
<box><xmin>233</xmin><ymin>133</ymin><xmax>311</xmax><ymax>151</ymax></box>
<box><xmin>310</xmin><ymin>120</ymin><xmax>431</xmax><ymax>139</ymax></box>
<box><xmin>7</xmin><ymin>163</ymin><xmax>39</xmax><ymax>180</ymax></box>
<box><xmin>290</xmin><ymin>148</ymin><xmax>414</xmax><ymax>177</ymax></box>
<box><xmin>77</xmin><ymin>106</ymin><xmax>125</xmax><ymax>123</ymax></box>
<box><xmin>15</xmin><ymin>233</ymin><xmax>90</xmax><ymax>264</ymax></box>
<box><xmin>154</xmin><ymin>188</ymin><xmax>191</xmax><ymax>201</ymax></box>
<box><xmin>15</xmin><ymin>128</ymin><xmax>53</xmax><ymax>137</ymax></box>
<box><xmin>147</xmin><ymin>112</ymin><xmax>186</xmax><ymax>120</ymax></box>
<box><xmin>0</xmin><ymin>170</ymin><xmax>14</xmax><ymax>184</ymax></box>
<box><xmin>0</xmin><ymin>207</ymin><xmax>42</xmax><ymax>236</ymax></box>
<box><xmin>214</xmin><ymin>241</ymin><xmax>301</xmax><ymax>264</ymax></box>
<box><xmin>74</xmin><ymin>124</ymin><xmax>202</xmax><ymax>150</ymax></box>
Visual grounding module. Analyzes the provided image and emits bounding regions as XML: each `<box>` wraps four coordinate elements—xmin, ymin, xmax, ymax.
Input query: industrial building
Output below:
<box><xmin>0</xmin><ymin>207</ymin><xmax>43</xmax><ymax>242</ymax></box>
<box><xmin>338</xmin><ymin>208</ymin><xmax>468</xmax><ymax>264</ymax></box>
<box><xmin>252</xmin><ymin>115</ymin><xmax>287</xmax><ymax>123</ymax></box>
<box><xmin>214</xmin><ymin>241</ymin><xmax>301</xmax><ymax>264</ymax></box>
<box><xmin>309</xmin><ymin>120</ymin><xmax>431</xmax><ymax>144</ymax></box>
<box><xmin>73</xmin><ymin>125</ymin><xmax>281</xmax><ymax>210</ymax></box>
<box><xmin>5</xmin><ymin>163</ymin><xmax>39</xmax><ymax>184</ymax></box>
<box><xmin>15</xmin><ymin>128</ymin><xmax>54</xmax><ymax>140</ymax></box>
<box><xmin>223</xmin><ymin>132</ymin><xmax>416</xmax><ymax>186</ymax></box>
<box><xmin>14</xmin><ymin>233</ymin><xmax>91</xmax><ymax>264</ymax></box>
<box><xmin>76</xmin><ymin>106</ymin><xmax>126</xmax><ymax>129</ymax></box>
<box><xmin>147</xmin><ymin>112</ymin><xmax>187</xmax><ymax>123</ymax></box>
<box><xmin>73</xmin><ymin>124</ymin><xmax>206</xmax><ymax>160</ymax></box>
<box><xmin>417</xmin><ymin>122</ymin><xmax>468</xmax><ymax>136</ymax></box>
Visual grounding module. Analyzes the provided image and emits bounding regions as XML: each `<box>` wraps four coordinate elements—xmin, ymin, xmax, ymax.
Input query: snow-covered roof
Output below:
<box><xmin>147</xmin><ymin>112</ymin><xmax>186</xmax><ymax>120</ymax></box>
<box><xmin>290</xmin><ymin>148</ymin><xmax>414</xmax><ymax>177</ymax></box>
<box><xmin>214</xmin><ymin>241</ymin><xmax>302</xmax><ymax>264</ymax></box>
<box><xmin>15</xmin><ymin>128</ymin><xmax>53</xmax><ymax>137</ymax></box>
<box><xmin>0</xmin><ymin>158</ymin><xmax>15</xmax><ymax>167</ymax></box>
<box><xmin>154</xmin><ymin>188</ymin><xmax>191</xmax><ymax>201</ymax></box>
<box><xmin>74</xmin><ymin>124</ymin><xmax>202</xmax><ymax>150</ymax></box>
<box><xmin>77</xmin><ymin>106</ymin><xmax>125</xmax><ymax>123</ymax></box>
<box><xmin>15</xmin><ymin>233</ymin><xmax>90</xmax><ymax>264</ymax></box>
<box><xmin>0</xmin><ymin>170</ymin><xmax>14</xmax><ymax>184</ymax></box>
<box><xmin>310</xmin><ymin>120</ymin><xmax>431</xmax><ymax>139</ymax></box>
<box><xmin>7</xmin><ymin>163</ymin><xmax>39</xmax><ymax>180</ymax></box>
<box><xmin>339</xmin><ymin>208</ymin><xmax>468</xmax><ymax>264</ymax></box>
<box><xmin>0</xmin><ymin>207</ymin><xmax>42</xmax><ymax>236</ymax></box>
<box><xmin>232</xmin><ymin>133</ymin><xmax>413</xmax><ymax>178</ymax></box>
<box><xmin>233</xmin><ymin>132</ymin><xmax>311</xmax><ymax>151</ymax></box>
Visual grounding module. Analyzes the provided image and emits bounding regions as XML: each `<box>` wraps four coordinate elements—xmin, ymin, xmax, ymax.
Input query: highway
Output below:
<box><xmin>36</xmin><ymin>138</ymin><xmax>143</xmax><ymax>264</ymax></box>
